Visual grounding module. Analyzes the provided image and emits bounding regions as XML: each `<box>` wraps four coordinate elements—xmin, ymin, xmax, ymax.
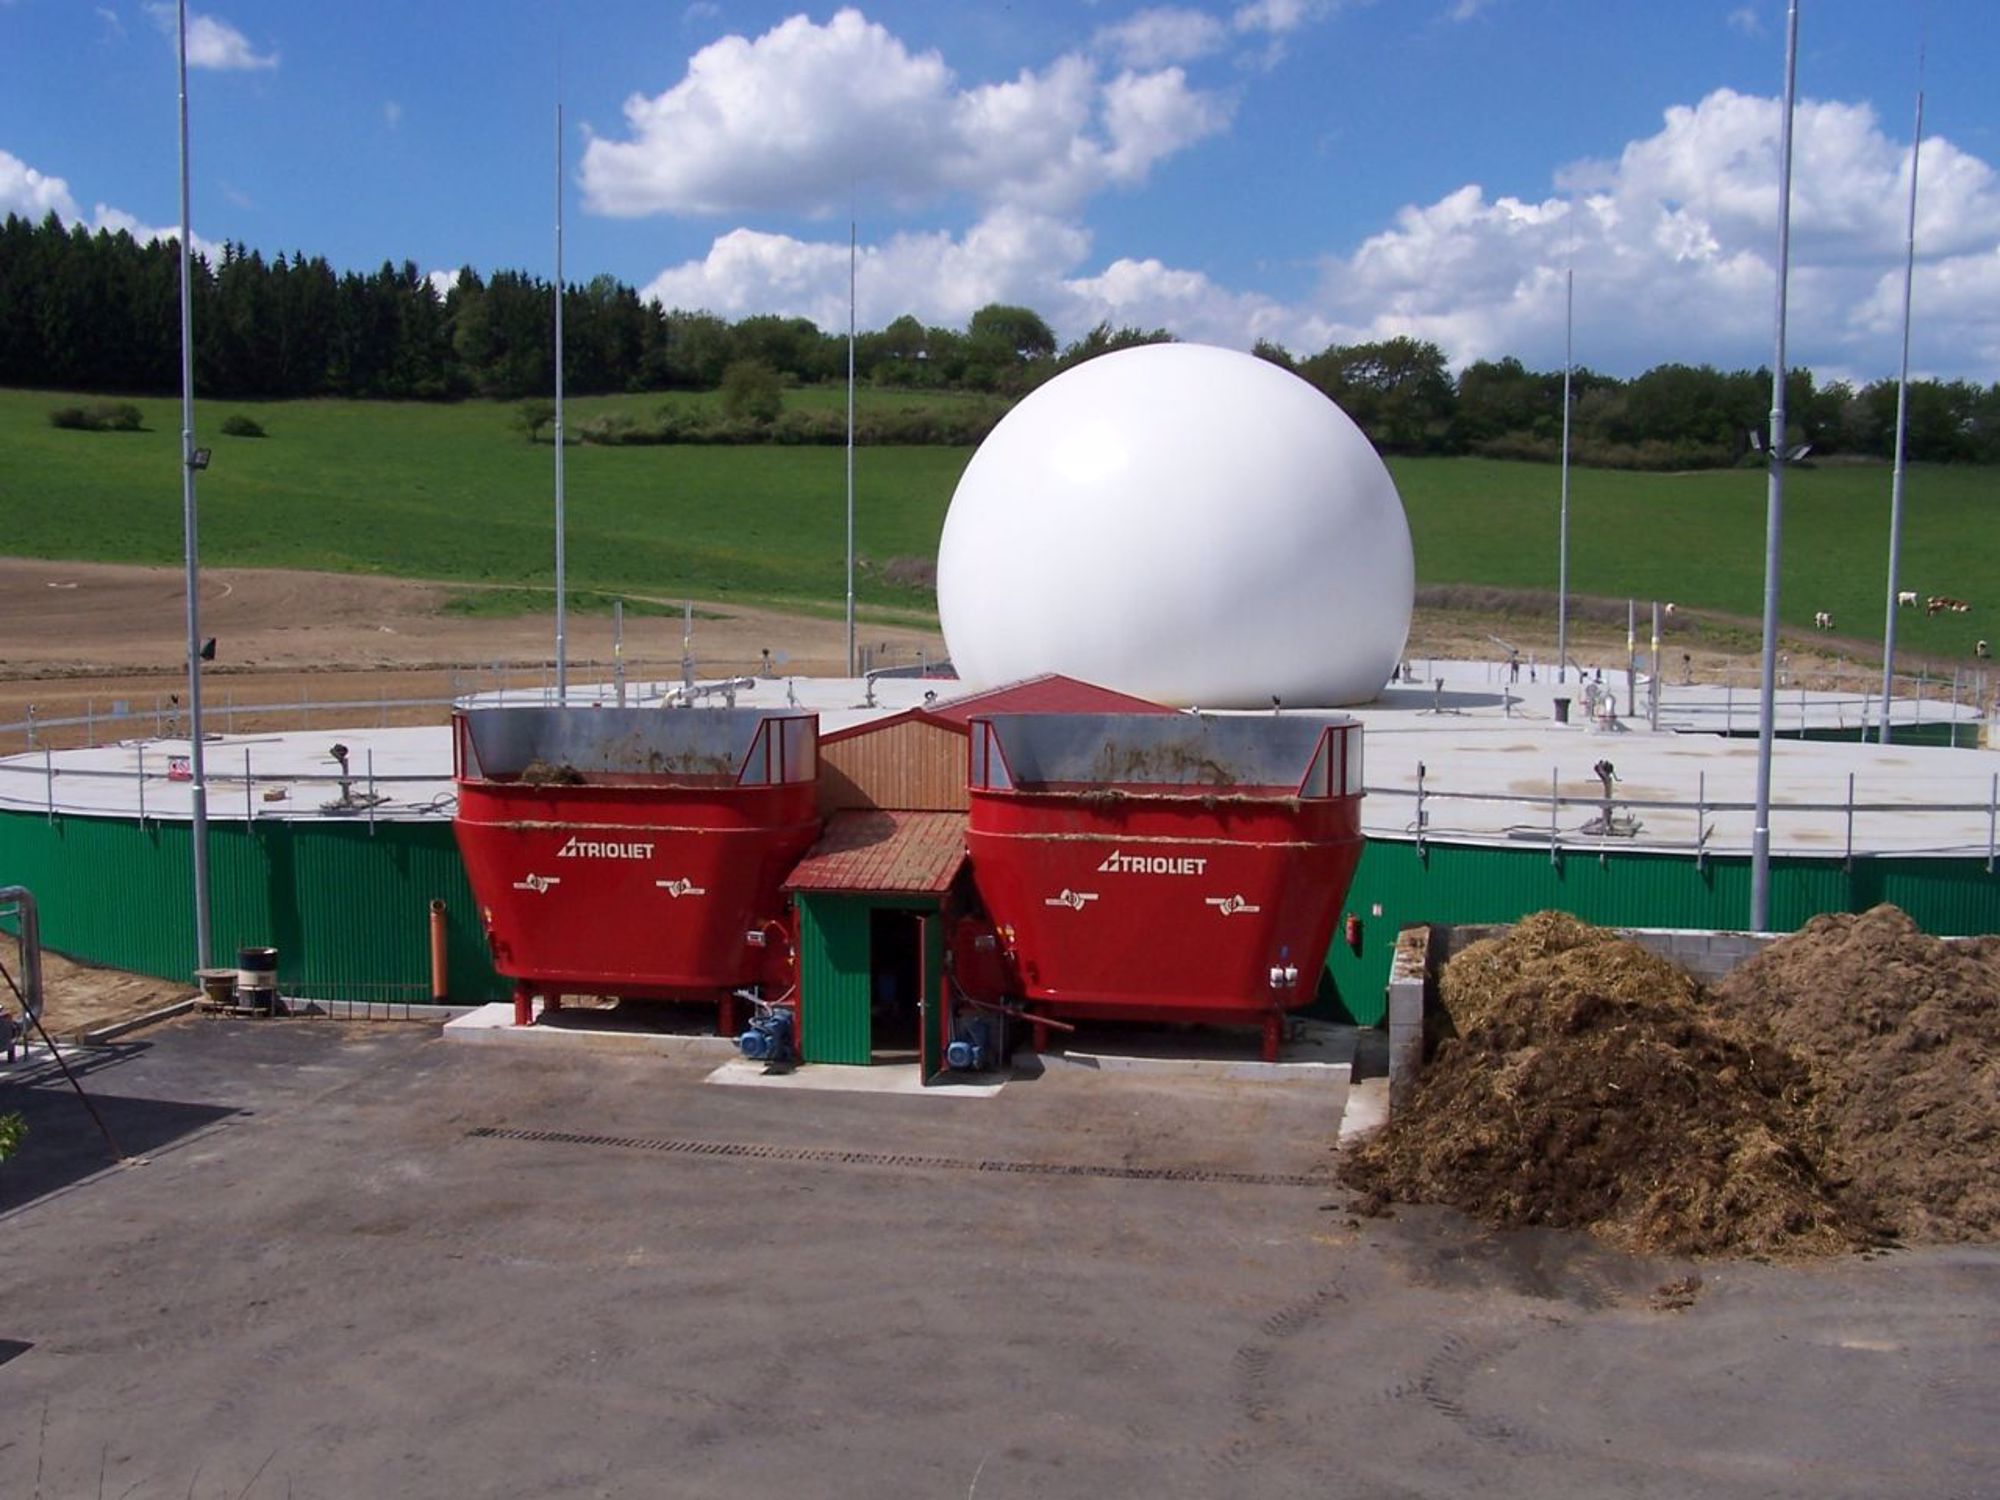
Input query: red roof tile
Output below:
<box><xmin>920</xmin><ymin>673</ymin><xmax>1173</xmax><ymax>728</ymax></box>
<box><xmin>783</xmin><ymin>810</ymin><xmax>968</xmax><ymax>895</ymax></box>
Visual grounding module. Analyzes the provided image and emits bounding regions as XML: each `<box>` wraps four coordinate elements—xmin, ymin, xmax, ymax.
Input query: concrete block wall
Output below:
<box><xmin>1385</xmin><ymin>926</ymin><xmax>1429</xmax><ymax>1115</ymax></box>
<box><xmin>1427</xmin><ymin>922</ymin><xmax>1783</xmax><ymax>983</ymax></box>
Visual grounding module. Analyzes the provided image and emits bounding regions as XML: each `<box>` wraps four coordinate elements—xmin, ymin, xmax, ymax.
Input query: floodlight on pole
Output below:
<box><xmin>1557</xmin><ymin>264</ymin><xmax>1572</xmax><ymax>684</ymax></box>
<box><xmin>175</xmin><ymin>0</ymin><xmax>212</xmax><ymax>972</ymax></box>
<box><xmin>1879</xmin><ymin>77</ymin><xmax>1924</xmax><ymax>746</ymax></box>
<box><xmin>552</xmin><ymin>94</ymin><xmax>567</xmax><ymax>705</ymax></box>
<box><xmin>1750</xmin><ymin>0</ymin><xmax>1801</xmax><ymax>933</ymax></box>
<box><xmin>845</xmin><ymin>218</ymin><xmax>857</xmax><ymax>679</ymax></box>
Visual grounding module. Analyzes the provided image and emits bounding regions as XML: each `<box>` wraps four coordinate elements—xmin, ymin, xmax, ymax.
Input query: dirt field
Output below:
<box><xmin>1</xmin><ymin>948</ymin><xmax>187</xmax><ymax>1040</ymax></box>
<box><xmin>0</xmin><ymin>557</ymin><xmax>948</xmax><ymax>740</ymax></box>
<box><xmin>0</xmin><ymin>558</ymin><xmax>1902</xmax><ymax>739</ymax></box>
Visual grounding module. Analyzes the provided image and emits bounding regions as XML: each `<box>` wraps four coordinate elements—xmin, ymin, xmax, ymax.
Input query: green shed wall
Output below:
<box><xmin>794</xmin><ymin>893</ymin><xmax>946</xmax><ymax>1066</ymax></box>
<box><xmin>0</xmin><ymin>809</ymin><xmax>502</xmax><ymax>1002</ymax></box>
<box><xmin>795</xmin><ymin>893</ymin><xmax>874</xmax><ymax>1064</ymax></box>
<box><xmin>1323</xmin><ymin>839</ymin><xmax>2000</xmax><ymax>1025</ymax></box>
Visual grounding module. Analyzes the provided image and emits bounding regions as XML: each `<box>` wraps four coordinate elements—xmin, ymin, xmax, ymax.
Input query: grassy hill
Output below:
<box><xmin>1</xmin><ymin>387</ymin><xmax>1993</xmax><ymax>653</ymax></box>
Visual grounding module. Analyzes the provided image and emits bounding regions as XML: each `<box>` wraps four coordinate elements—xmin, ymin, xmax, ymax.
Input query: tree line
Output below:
<box><xmin>3</xmin><ymin>210</ymin><xmax>1996</xmax><ymax>465</ymax></box>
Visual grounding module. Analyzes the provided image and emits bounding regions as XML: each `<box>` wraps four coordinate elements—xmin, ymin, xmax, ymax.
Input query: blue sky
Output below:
<box><xmin>4</xmin><ymin>1</ymin><xmax>1998</xmax><ymax>383</ymax></box>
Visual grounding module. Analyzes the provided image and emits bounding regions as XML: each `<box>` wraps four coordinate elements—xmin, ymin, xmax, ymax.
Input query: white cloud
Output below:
<box><xmin>611</xmin><ymin>28</ymin><xmax>2000</xmax><ymax>385</ymax></box>
<box><xmin>1094</xmin><ymin>7</ymin><xmax>1229</xmax><ymax>69</ymax></box>
<box><xmin>1727</xmin><ymin>7</ymin><xmax>1762</xmax><ymax>37</ymax></box>
<box><xmin>1231</xmin><ymin>0</ymin><xmax>1320</xmax><ymax>34</ymax></box>
<box><xmin>1298</xmin><ymin>89</ymin><xmax>2000</xmax><ymax>379</ymax></box>
<box><xmin>144</xmin><ymin>5</ymin><xmax>279</xmax><ymax>71</ymax></box>
<box><xmin>1227</xmin><ymin>0</ymin><xmax>1340</xmax><ymax>69</ymax></box>
<box><xmin>580</xmin><ymin>8</ymin><xmax>1228</xmax><ymax>219</ymax></box>
<box><xmin>86</xmin><ymin>203</ymin><xmax>226</xmax><ymax>264</ymax></box>
<box><xmin>426</xmin><ymin>268</ymin><xmax>462</xmax><ymax>301</ymax></box>
<box><xmin>2</xmin><ymin>147</ymin><xmax>225</xmax><ymax>260</ymax></box>
<box><xmin>640</xmin><ymin>207</ymin><xmax>1093</xmax><ymax>330</ymax></box>
<box><xmin>1447</xmin><ymin>0</ymin><xmax>1496</xmax><ymax>20</ymax></box>
<box><xmin>1</xmin><ymin>149</ymin><xmax>82</xmax><ymax>220</ymax></box>
<box><xmin>383</xmin><ymin>100</ymin><xmax>403</xmax><ymax>129</ymax></box>
<box><xmin>1059</xmin><ymin>256</ymin><xmax>1299</xmax><ymax>346</ymax></box>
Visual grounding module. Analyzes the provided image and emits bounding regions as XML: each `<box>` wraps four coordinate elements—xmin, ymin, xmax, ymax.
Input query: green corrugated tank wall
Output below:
<box><xmin>10</xmin><ymin>806</ymin><xmax>1998</xmax><ymax>1030</ymax></box>
<box><xmin>0</xmin><ymin>809</ymin><xmax>502</xmax><ymax>1002</ymax></box>
<box><xmin>1322</xmin><ymin>839</ymin><xmax>2000</xmax><ymax>1025</ymax></box>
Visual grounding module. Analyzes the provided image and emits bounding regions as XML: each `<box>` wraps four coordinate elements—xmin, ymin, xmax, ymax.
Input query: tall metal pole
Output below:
<box><xmin>844</xmin><ymin>219</ymin><xmax>857</xmax><ymax>678</ymax></box>
<box><xmin>1557</xmin><ymin>266</ymin><xmax>1572</xmax><ymax>683</ymax></box>
<box><xmin>1751</xmin><ymin>0</ymin><xmax>1801</xmax><ymax>932</ymax></box>
<box><xmin>1625</xmin><ymin>598</ymin><xmax>1636</xmax><ymax>718</ymax></box>
<box><xmin>552</xmin><ymin>98</ymin><xmax>567</xmax><ymax>703</ymax></box>
<box><xmin>1879</xmin><ymin>80</ymin><xmax>1925</xmax><ymax>746</ymax></box>
<box><xmin>175</xmin><ymin>1</ymin><xmax>212</xmax><ymax>971</ymax></box>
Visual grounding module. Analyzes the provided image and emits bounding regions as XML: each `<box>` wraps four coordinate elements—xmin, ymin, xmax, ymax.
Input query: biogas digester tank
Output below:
<box><xmin>965</xmin><ymin>713</ymin><xmax>1363</xmax><ymax>1061</ymax></box>
<box><xmin>453</xmin><ymin>707</ymin><xmax>820</xmax><ymax>1028</ymax></box>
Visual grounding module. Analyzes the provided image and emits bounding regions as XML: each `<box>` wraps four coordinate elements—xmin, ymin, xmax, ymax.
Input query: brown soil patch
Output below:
<box><xmin>1711</xmin><ymin>905</ymin><xmax>2000</xmax><ymax>1243</ymax></box>
<box><xmin>3</xmin><ymin>946</ymin><xmax>189</xmax><ymax>1041</ymax></box>
<box><xmin>1342</xmin><ymin>912</ymin><xmax>1871</xmax><ymax>1259</ymax></box>
<box><xmin>1407</xmin><ymin>587</ymin><xmax>1980</xmax><ymax>700</ymax></box>
<box><xmin>0</xmin><ymin>557</ymin><xmax>946</xmax><ymax>748</ymax></box>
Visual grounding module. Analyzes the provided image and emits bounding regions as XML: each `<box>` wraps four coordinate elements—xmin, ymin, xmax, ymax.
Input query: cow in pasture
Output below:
<box><xmin>1814</xmin><ymin>610</ymin><xmax>1833</xmax><ymax>631</ymax></box>
<box><xmin>1978</xmin><ymin>640</ymin><xmax>1991</xmax><ymax>660</ymax></box>
<box><xmin>1898</xmin><ymin>590</ymin><xmax>1918</xmax><ymax>607</ymax></box>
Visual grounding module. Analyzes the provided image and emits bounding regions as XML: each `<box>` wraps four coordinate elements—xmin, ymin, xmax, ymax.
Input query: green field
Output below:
<box><xmin>1</xmin><ymin>388</ymin><xmax>1994</xmax><ymax>653</ymax></box>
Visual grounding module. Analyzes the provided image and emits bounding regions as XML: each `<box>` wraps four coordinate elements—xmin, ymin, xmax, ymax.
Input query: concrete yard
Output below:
<box><xmin>2</xmin><ymin>1019</ymin><xmax>1996</xmax><ymax>1499</ymax></box>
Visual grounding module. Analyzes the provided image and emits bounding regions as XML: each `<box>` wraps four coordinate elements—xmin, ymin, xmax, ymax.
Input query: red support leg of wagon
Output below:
<box><xmin>1261</xmin><ymin>1012</ymin><xmax>1282</xmax><ymax>1065</ymax></box>
<box><xmin>512</xmin><ymin>982</ymin><xmax>533</xmax><ymax>1028</ymax></box>
<box><xmin>718</xmin><ymin>993</ymin><xmax>740</xmax><ymax>1040</ymax></box>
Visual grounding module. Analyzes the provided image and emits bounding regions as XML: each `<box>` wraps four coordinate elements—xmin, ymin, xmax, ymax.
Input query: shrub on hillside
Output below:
<box><xmin>579</xmin><ymin>412</ymin><xmax>634</xmax><ymax>445</ymax></box>
<box><xmin>512</xmin><ymin>398</ymin><xmax>555</xmax><ymax>444</ymax></box>
<box><xmin>220</xmin><ymin>414</ymin><xmax>267</xmax><ymax>438</ymax></box>
<box><xmin>566</xmin><ymin>394</ymin><xmax>1008</xmax><ymax>447</ymax></box>
<box><xmin>49</xmin><ymin>402</ymin><xmax>145</xmax><ymax>432</ymax></box>
<box><xmin>719</xmin><ymin>359</ymin><xmax>783</xmax><ymax>425</ymax></box>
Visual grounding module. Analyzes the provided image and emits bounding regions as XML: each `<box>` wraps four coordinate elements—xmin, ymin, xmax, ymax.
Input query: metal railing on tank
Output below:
<box><xmin>1380</xmin><ymin>766</ymin><xmax>2000</xmax><ymax>873</ymax></box>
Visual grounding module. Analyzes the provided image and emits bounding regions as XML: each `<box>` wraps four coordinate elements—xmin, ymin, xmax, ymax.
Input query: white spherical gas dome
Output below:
<box><xmin>936</xmin><ymin>342</ymin><xmax>1415</xmax><ymax>708</ymax></box>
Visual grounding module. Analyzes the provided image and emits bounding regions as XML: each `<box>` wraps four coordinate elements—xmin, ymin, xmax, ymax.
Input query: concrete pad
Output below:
<box><xmin>443</xmin><ymin>1001</ymin><xmax>738</xmax><ymax>1059</ymax></box>
<box><xmin>10</xmin><ymin>1023</ymin><xmax>1995</xmax><ymax>1499</ymax></box>
<box><xmin>1339</xmin><ymin>1076</ymin><xmax>1390</xmax><ymax>1140</ymax></box>
<box><xmin>703</xmin><ymin>1056</ymin><xmax>1007</xmax><ymax>1098</ymax></box>
<box><xmin>1027</xmin><ymin>1018</ymin><xmax>1357</xmax><ymax>1082</ymax></box>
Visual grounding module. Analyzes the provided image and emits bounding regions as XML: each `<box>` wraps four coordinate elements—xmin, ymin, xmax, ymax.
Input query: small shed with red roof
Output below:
<box><xmin>786</xmin><ymin>675</ymin><xmax>1173</xmax><ymax>1066</ymax></box>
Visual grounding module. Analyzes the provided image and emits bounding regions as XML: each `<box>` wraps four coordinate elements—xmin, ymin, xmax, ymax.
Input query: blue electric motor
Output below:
<box><xmin>738</xmin><ymin>1005</ymin><xmax>794</xmax><ymax>1065</ymax></box>
<box><xmin>945</xmin><ymin>1017</ymin><xmax>993</xmax><ymax>1072</ymax></box>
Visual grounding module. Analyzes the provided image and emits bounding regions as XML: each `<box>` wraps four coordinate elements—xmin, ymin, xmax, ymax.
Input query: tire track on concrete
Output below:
<box><xmin>1205</xmin><ymin>1276</ymin><xmax>1349</xmax><ymax>1475</ymax></box>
